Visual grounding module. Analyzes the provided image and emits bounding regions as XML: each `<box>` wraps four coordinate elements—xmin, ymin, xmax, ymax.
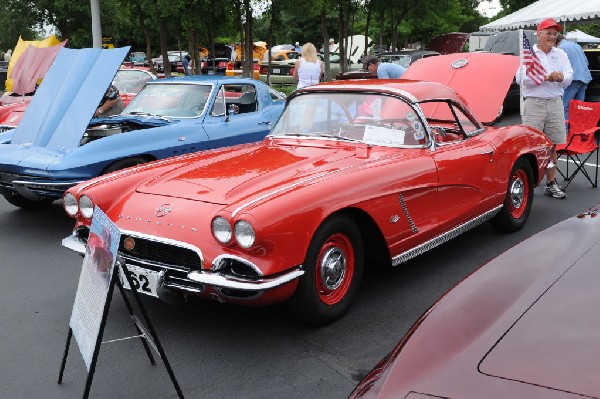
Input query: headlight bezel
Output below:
<box><xmin>63</xmin><ymin>192</ymin><xmax>79</xmax><ymax>216</ymax></box>
<box><xmin>79</xmin><ymin>195</ymin><xmax>95</xmax><ymax>219</ymax></box>
<box><xmin>234</xmin><ymin>219</ymin><xmax>255</xmax><ymax>249</ymax></box>
<box><xmin>211</xmin><ymin>216</ymin><xmax>232</xmax><ymax>244</ymax></box>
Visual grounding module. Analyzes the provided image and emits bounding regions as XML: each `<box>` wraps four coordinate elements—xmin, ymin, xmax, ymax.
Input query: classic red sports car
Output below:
<box><xmin>62</xmin><ymin>52</ymin><xmax>552</xmax><ymax>325</ymax></box>
<box><xmin>349</xmin><ymin>202</ymin><xmax>600</xmax><ymax>398</ymax></box>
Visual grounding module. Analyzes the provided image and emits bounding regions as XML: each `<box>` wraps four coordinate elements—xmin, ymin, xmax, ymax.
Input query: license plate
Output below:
<box><xmin>119</xmin><ymin>265</ymin><xmax>161</xmax><ymax>297</ymax></box>
<box><xmin>273</xmin><ymin>68</ymin><xmax>280</xmax><ymax>74</ymax></box>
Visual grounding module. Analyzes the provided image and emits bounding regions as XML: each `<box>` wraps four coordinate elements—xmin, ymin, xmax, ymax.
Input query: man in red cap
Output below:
<box><xmin>516</xmin><ymin>18</ymin><xmax>573</xmax><ymax>199</ymax></box>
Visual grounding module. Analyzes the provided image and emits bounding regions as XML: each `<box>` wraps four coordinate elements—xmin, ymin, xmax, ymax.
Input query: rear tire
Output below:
<box><xmin>2</xmin><ymin>192</ymin><xmax>54</xmax><ymax>209</ymax></box>
<box><xmin>490</xmin><ymin>158</ymin><xmax>533</xmax><ymax>233</ymax></box>
<box><xmin>286</xmin><ymin>216</ymin><xmax>364</xmax><ymax>325</ymax></box>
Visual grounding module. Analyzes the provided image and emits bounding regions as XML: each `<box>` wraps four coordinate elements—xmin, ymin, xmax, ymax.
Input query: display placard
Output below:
<box><xmin>69</xmin><ymin>207</ymin><xmax>120</xmax><ymax>370</ymax></box>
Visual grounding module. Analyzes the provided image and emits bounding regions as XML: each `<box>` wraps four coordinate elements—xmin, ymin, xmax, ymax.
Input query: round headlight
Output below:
<box><xmin>211</xmin><ymin>216</ymin><xmax>232</xmax><ymax>243</ymax></box>
<box><xmin>79</xmin><ymin>195</ymin><xmax>95</xmax><ymax>219</ymax></box>
<box><xmin>234</xmin><ymin>220</ymin><xmax>255</xmax><ymax>249</ymax></box>
<box><xmin>63</xmin><ymin>193</ymin><xmax>79</xmax><ymax>216</ymax></box>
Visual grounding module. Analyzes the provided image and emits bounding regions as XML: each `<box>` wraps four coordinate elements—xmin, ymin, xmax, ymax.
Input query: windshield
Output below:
<box><xmin>124</xmin><ymin>83</ymin><xmax>213</xmax><ymax>118</ymax></box>
<box><xmin>271</xmin><ymin>92</ymin><xmax>429</xmax><ymax>147</ymax></box>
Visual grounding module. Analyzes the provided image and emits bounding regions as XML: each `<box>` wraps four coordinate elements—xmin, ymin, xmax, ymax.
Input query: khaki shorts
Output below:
<box><xmin>522</xmin><ymin>97</ymin><xmax>566</xmax><ymax>144</ymax></box>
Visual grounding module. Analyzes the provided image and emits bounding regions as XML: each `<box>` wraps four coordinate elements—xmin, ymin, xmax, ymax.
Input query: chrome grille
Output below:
<box><xmin>119</xmin><ymin>235</ymin><xmax>202</xmax><ymax>271</ymax></box>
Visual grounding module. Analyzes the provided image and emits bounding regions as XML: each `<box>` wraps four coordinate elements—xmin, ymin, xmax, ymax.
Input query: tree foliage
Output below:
<box><xmin>1</xmin><ymin>0</ymin><xmax>597</xmax><ymax>79</ymax></box>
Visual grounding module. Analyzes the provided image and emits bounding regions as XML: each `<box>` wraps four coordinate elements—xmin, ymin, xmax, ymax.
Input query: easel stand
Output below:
<box><xmin>58</xmin><ymin>259</ymin><xmax>184</xmax><ymax>399</ymax></box>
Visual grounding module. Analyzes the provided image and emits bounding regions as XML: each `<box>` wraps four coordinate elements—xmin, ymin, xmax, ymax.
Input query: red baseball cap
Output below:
<box><xmin>537</xmin><ymin>18</ymin><xmax>563</xmax><ymax>32</ymax></box>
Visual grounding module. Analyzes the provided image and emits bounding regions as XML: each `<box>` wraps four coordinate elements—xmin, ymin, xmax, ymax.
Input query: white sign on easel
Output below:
<box><xmin>69</xmin><ymin>207</ymin><xmax>120</xmax><ymax>370</ymax></box>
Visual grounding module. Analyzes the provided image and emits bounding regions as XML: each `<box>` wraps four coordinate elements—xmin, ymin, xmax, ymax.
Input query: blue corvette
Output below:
<box><xmin>0</xmin><ymin>47</ymin><xmax>286</xmax><ymax>208</ymax></box>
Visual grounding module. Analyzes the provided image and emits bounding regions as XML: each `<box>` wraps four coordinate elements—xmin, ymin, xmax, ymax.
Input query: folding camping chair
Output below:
<box><xmin>556</xmin><ymin>100</ymin><xmax>600</xmax><ymax>190</ymax></box>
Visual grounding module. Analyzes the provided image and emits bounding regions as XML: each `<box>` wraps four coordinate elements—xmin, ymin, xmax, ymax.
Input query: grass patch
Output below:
<box><xmin>272</xmin><ymin>84</ymin><xmax>297</xmax><ymax>96</ymax></box>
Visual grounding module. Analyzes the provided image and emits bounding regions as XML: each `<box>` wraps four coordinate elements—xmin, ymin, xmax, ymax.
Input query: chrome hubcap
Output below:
<box><xmin>510</xmin><ymin>177</ymin><xmax>524</xmax><ymax>209</ymax></box>
<box><xmin>319</xmin><ymin>247</ymin><xmax>346</xmax><ymax>290</ymax></box>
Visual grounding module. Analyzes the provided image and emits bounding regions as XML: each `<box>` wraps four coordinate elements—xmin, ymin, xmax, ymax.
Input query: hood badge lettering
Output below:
<box><xmin>155</xmin><ymin>204</ymin><xmax>172</xmax><ymax>217</ymax></box>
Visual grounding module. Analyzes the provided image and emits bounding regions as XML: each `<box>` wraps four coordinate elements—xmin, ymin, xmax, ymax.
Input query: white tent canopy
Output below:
<box><xmin>566</xmin><ymin>29</ymin><xmax>600</xmax><ymax>43</ymax></box>
<box><xmin>480</xmin><ymin>0</ymin><xmax>600</xmax><ymax>31</ymax></box>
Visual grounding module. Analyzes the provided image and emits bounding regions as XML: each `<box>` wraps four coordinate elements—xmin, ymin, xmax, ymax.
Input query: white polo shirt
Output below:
<box><xmin>515</xmin><ymin>45</ymin><xmax>574</xmax><ymax>98</ymax></box>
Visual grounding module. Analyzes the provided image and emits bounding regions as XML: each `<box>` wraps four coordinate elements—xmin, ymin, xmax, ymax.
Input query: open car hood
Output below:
<box><xmin>10</xmin><ymin>46</ymin><xmax>129</xmax><ymax>152</ymax></box>
<box><xmin>403</xmin><ymin>52</ymin><xmax>519</xmax><ymax>124</ymax></box>
<box><xmin>9</xmin><ymin>40</ymin><xmax>67</xmax><ymax>95</ymax></box>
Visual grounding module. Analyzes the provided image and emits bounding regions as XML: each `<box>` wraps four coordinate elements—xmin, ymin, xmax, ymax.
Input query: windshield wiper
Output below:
<box><xmin>127</xmin><ymin>111</ymin><xmax>171</xmax><ymax>121</ymax></box>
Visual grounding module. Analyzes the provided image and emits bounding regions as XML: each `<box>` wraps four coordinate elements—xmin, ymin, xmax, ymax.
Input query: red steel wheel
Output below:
<box><xmin>287</xmin><ymin>216</ymin><xmax>364</xmax><ymax>325</ymax></box>
<box><xmin>315</xmin><ymin>233</ymin><xmax>355</xmax><ymax>306</ymax></box>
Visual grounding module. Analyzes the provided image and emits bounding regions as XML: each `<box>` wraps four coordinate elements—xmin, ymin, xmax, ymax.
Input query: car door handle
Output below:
<box><xmin>258</xmin><ymin>121</ymin><xmax>271</xmax><ymax>125</ymax></box>
<box><xmin>481</xmin><ymin>150</ymin><xmax>494</xmax><ymax>156</ymax></box>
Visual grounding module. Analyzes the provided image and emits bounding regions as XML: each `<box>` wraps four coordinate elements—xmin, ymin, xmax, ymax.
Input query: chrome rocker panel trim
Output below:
<box><xmin>392</xmin><ymin>205</ymin><xmax>502</xmax><ymax>266</ymax></box>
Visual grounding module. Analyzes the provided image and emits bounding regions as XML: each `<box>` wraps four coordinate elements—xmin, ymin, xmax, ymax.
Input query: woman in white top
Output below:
<box><xmin>293</xmin><ymin>43</ymin><xmax>323</xmax><ymax>89</ymax></box>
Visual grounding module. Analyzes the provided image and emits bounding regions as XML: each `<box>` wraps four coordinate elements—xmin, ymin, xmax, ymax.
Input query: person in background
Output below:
<box><xmin>294</xmin><ymin>42</ymin><xmax>302</xmax><ymax>52</ymax></box>
<box><xmin>182</xmin><ymin>54</ymin><xmax>191</xmax><ymax>76</ymax></box>
<box><xmin>362</xmin><ymin>55</ymin><xmax>406</xmax><ymax>79</ymax></box>
<box><xmin>4</xmin><ymin>49</ymin><xmax>12</xmax><ymax>62</ymax></box>
<box><xmin>94</xmin><ymin>84</ymin><xmax>124</xmax><ymax>117</ymax></box>
<box><xmin>328</xmin><ymin>38</ymin><xmax>338</xmax><ymax>53</ymax></box>
<box><xmin>515</xmin><ymin>18</ymin><xmax>573</xmax><ymax>199</ymax></box>
<box><xmin>557</xmin><ymin>34</ymin><xmax>592</xmax><ymax>119</ymax></box>
<box><xmin>293</xmin><ymin>42</ymin><xmax>323</xmax><ymax>89</ymax></box>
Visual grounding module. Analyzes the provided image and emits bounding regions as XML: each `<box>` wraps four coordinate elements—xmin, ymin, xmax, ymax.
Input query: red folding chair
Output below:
<box><xmin>556</xmin><ymin>100</ymin><xmax>600</xmax><ymax>189</ymax></box>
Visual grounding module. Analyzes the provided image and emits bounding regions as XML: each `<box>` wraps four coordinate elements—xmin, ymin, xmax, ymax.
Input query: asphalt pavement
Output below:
<box><xmin>1</xmin><ymin>112</ymin><xmax>599</xmax><ymax>398</ymax></box>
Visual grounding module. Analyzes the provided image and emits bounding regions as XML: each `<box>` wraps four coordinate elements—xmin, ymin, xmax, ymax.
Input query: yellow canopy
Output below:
<box><xmin>6</xmin><ymin>35</ymin><xmax>62</xmax><ymax>92</ymax></box>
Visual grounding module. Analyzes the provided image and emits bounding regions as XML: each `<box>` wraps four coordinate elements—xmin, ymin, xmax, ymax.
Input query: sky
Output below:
<box><xmin>478</xmin><ymin>0</ymin><xmax>502</xmax><ymax>18</ymax></box>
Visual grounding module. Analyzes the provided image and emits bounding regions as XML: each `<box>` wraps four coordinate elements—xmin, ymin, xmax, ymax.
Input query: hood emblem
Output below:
<box><xmin>155</xmin><ymin>204</ymin><xmax>172</xmax><ymax>217</ymax></box>
<box><xmin>451</xmin><ymin>58</ymin><xmax>468</xmax><ymax>69</ymax></box>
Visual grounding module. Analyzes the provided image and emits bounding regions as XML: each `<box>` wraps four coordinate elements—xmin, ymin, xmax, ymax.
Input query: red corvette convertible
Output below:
<box><xmin>62</xmin><ymin>53</ymin><xmax>552</xmax><ymax>324</ymax></box>
<box><xmin>350</xmin><ymin>202</ymin><xmax>600</xmax><ymax>398</ymax></box>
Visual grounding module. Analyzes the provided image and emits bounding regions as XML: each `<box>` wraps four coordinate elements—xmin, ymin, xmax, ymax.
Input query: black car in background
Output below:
<box><xmin>152</xmin><ymin>50</ymin><xmax>188</xmax><ymax>73</ymax></box>
<box><xmin>584</xmin><ymin>48</ymin><xmax>600</xmax><ymax>102</ymax></box>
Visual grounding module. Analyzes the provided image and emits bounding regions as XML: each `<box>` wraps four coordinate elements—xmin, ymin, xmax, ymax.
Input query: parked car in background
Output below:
<box><xmin>257</xmin><ymin>51</ymin><xmax>301</xmax><ymax>85</ymax></box>
<box><xmin>350</xmin><ymin>202</ymin><xmax>600</xmax><ymax>398</ymax></box>
<box><xmin>584</xmin><ymin>48</ymin><xmax>600</xmax><ymax>102</ymax></box>
<box><xmin>226</xmin><ymin>59</ymin><xmax>261</xmax><ymax>80</ymax></box>
<box><xmin>0</xmin><ymin>47</ymin><xmax>285</xmax><ymax>209</ymax></box>
<box><xmin>0</xmin><ymin>40</ymin><xmax>66</xmax><ymax>132</ymax></box>
<box><xmin>336</xmin><ymin>50</ymin><xmax>439</xmax><ymax>80</ymax></box>
<box><xmin>152</xmin><ymin>50</ymin><xmax>188</xmax><ymax>73</ymax></box>
<box><xmin>200</xmin><ymin>58</ymin><xmax>229</xmax><ymax>75</ymax></box>
<box><xmin>128</xmin><ymin>51</ymin><xmax>147</xmax><ymax>66</ymax></box>
<box><xmin>426</xmin><ymin>32</ymin><xmax>469</xmax><ymax>54</ymax></box>
<box><xmin>62</xmin><ymin>52</ymin><xmax>550</xmax><ymax>326</ymax></box>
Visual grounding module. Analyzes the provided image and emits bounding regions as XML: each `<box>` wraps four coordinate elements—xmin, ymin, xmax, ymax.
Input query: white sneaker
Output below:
<box><xmin>544</xmin><ymin>181</ymin><xmax>567</xmax><ymax>199</ymax></box>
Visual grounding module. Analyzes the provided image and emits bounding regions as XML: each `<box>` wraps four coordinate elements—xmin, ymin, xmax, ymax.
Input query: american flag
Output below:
<box><xmin>522</xmin><ymin>31</ymin><xmax>546</xmax><ymax>85</ymax></box>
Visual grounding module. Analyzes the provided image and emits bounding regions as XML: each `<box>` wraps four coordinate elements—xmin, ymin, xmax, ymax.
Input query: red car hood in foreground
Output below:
<box><xmin>351</xmin><ymin>203</ymin><xmax>600</xmax><ymax>398</ymax></box>
<box><xmin>135</xmin><ymin>139</ymin><xmax>375</xmax><ymax>204</ymax></box>
<box><xmin>403</xmin><ymin>52</ymin><xmax>519</xmax><ymax>124</ymax></box>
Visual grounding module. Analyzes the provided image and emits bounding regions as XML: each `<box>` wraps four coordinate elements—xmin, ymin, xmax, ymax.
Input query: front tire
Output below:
<box><xmin>286</xmin><ymin>216</ymin><xmax>364</xmax><ymax>325</ymax></box>
<box><xmin>102</xmin><ymin>156</ymin><xmax>148</xmax><ymax>174</ymax></box>
<box><xmin>490</xmin><ymin>158</ymin><xmax>533</xmax><ymax>233</ymax></box>
<box><xmin>2</xmin><ymin>192</ymin><xmax>54</xmax><ymax>209</ymax></box>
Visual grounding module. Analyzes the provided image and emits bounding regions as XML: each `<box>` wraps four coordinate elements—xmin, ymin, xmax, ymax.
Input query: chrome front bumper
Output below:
<box><xmin>62</xmin><ymin>232</ymin><xmax>304</xmax><ymax>293</ymax></box>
